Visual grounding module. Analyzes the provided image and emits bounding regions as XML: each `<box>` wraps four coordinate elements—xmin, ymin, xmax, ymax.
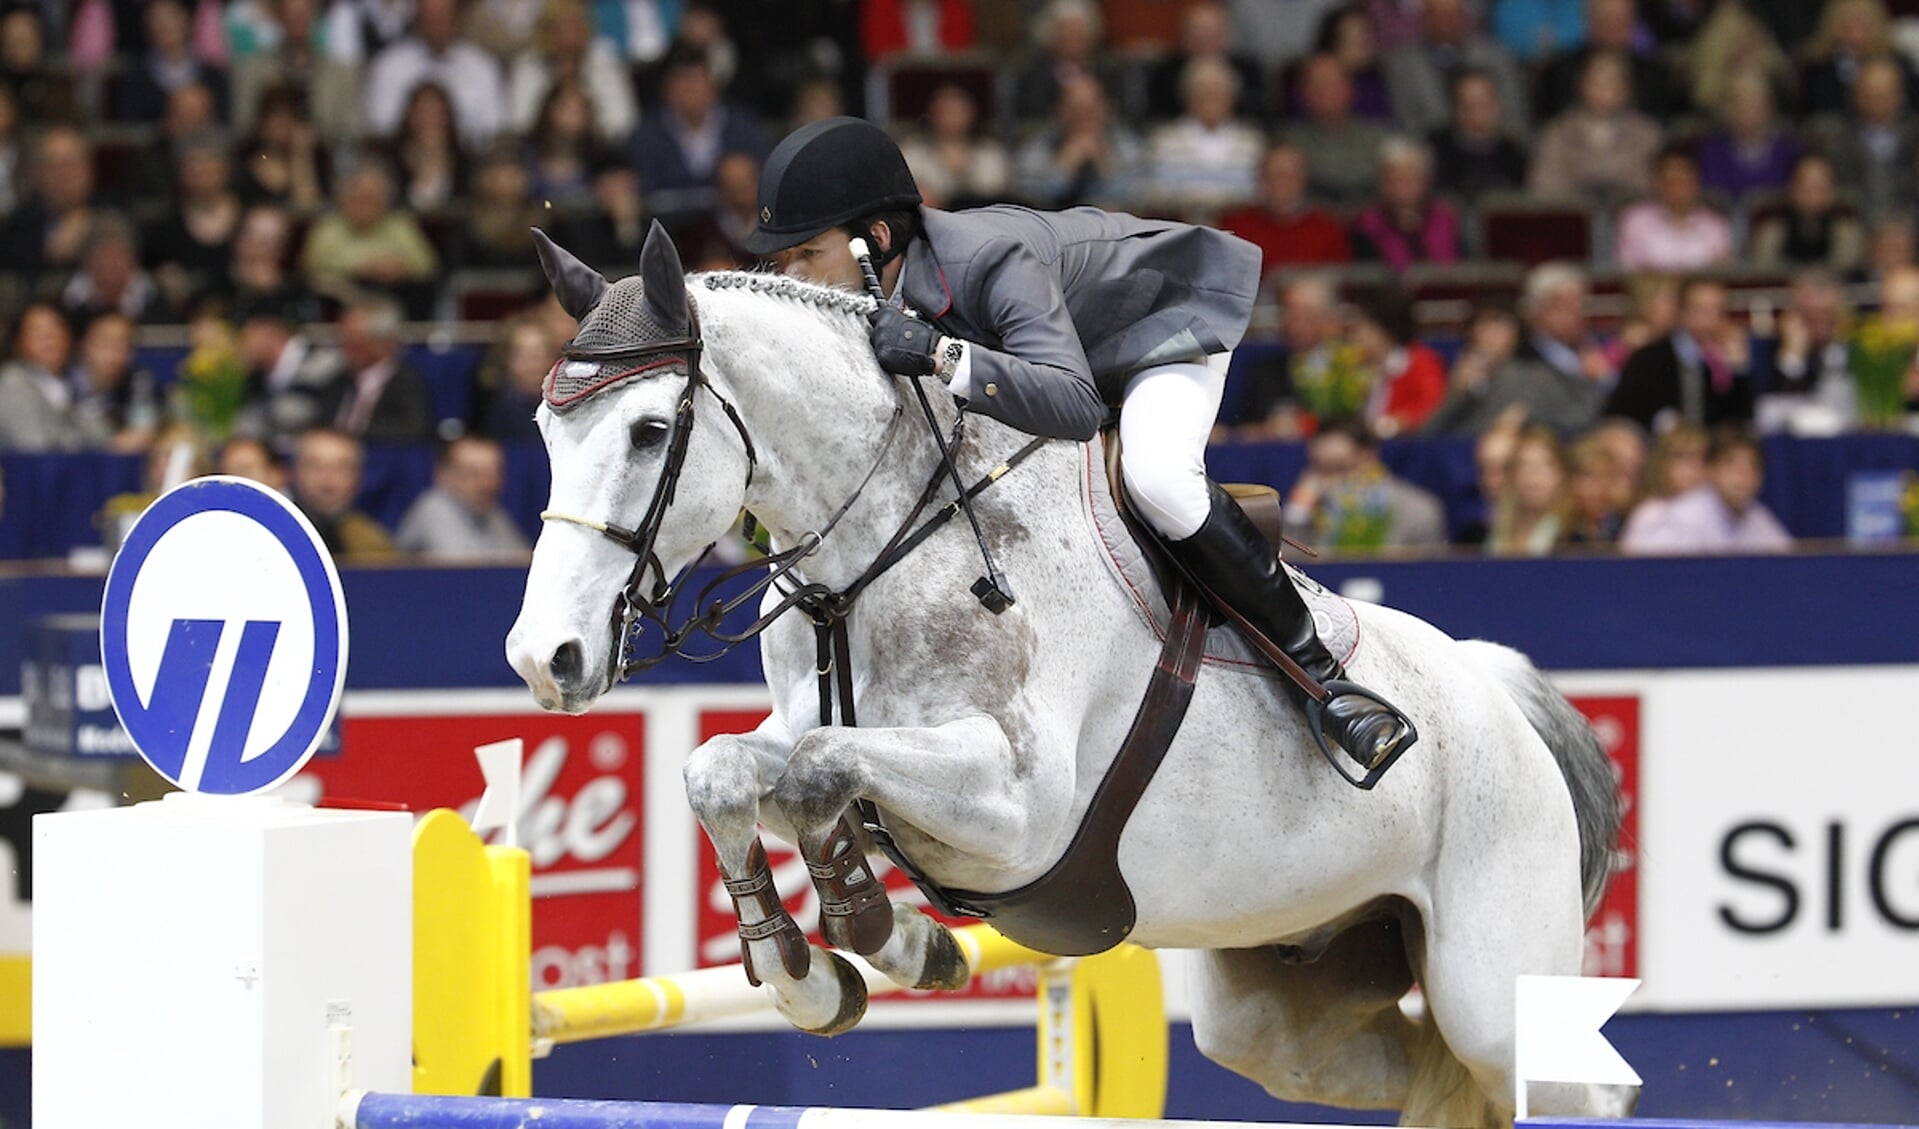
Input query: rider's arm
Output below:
<box><xmin>945</xmin><ymin>238</ymin><xmax>1106</xmax><ymax>442</ymax></box>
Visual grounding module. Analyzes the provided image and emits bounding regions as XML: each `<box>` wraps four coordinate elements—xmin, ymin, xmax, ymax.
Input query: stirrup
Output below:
<box><xmin>1305</xmin><ymin>680</ymin><xmax>1418</xmax><ymax>791</ymax></box>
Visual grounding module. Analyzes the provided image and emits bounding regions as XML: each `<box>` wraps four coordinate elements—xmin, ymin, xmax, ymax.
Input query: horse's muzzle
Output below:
<box><xmin>506</xmin><ymin>630</ymin><xmax>599</xmax><ymax>714</ymax></box>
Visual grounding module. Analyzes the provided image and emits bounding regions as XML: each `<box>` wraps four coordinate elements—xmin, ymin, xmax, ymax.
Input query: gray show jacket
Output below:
<box><xmin>897</xmin><ymin>206</ymin><xmax>1263</xmax><ymax>442</ymax></box>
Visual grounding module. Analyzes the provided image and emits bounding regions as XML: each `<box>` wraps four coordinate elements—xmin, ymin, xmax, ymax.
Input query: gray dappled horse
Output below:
<box><xmin>506</xmin><ymin>224</ymin><xmax>1631</xmax><ymax>1127</ymax></box>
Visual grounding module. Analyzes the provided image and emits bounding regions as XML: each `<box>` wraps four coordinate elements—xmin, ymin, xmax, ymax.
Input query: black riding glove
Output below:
<box><xmin>868</xmin><ymin>306</ymin><xmax>939</xmax><ymax>377</ymax></box>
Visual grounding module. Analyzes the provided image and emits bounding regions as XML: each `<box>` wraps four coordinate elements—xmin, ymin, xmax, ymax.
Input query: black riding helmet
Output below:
<box><xmin>743</xmin><ymin>116</ymin><xmax>923</xmax><ymax>256</ymax></box>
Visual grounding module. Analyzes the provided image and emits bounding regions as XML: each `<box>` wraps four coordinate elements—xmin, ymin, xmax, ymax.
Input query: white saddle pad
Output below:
<box><xmin>1081</xmin><ymin>437</ymin><xmax>1361</xmax><ymax>674</ymax></box>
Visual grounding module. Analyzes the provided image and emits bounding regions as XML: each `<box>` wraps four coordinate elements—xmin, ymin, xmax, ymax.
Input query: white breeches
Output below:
<box><xmin>1118</xmin><ymin>354</ymin><xmax>1230</xmax><ymax>540</ymax></box>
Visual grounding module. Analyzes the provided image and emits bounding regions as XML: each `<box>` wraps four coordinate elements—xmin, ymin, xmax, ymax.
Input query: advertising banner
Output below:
<box><xmin>280</xmin><ymin>664</ymin><xmax>1916</xmax><ymax>1015</ymax></box>
<box><xmin>1633</xmin><ymin>667</ymin><xmax>1919</xmax><ymax>1011</ymax></box>
<box><xmin>1569</xmin><ymin>695</ymin><xmax>1639</xmax><ymax>981</ymax></box>
<box><xmin>301</xmin><ymin>708</ymin><xmax>646</xmax><ymax>991</ymax></box>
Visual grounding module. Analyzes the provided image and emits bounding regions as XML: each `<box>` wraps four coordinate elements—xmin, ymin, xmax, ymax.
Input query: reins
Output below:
<box><xmin>540</xmin><ymin>285</ymin><xmax>1048</xmax><ymax>695</ymax></box>
<box><xmin>599</xmin><ymin>396</ymin><xmax>910</xmax><ymax>674</ymax></box>
<box><xmin>796</xmin><ymin>423</ymin><xmax>1049</xmax><ymax>922</ymax></box>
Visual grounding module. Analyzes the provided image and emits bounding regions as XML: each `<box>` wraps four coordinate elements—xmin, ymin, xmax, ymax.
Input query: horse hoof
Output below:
<box><xmin>797</xmin><ymin>950</ymin><xmax>869</xmax><ymax>1037</ymax></box>
<box><xmin>912</xmin><ymin>915</ymin><xmax>973</xmax><ymax>992</ymax></box>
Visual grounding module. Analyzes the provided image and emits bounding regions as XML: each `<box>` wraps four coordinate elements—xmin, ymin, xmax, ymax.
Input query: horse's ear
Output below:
<box><xmin>639</xmin><ymin>219</ymin><xmax>691</xmax><ymax>336</ymax></box>
<box><xmin>532</xmin><ymin>227</ymin><xmax>608</xmax><ymax>320</ymax></box>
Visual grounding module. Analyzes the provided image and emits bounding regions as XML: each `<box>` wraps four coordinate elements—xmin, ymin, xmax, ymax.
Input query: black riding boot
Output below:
<box><xmin>1167</xmin><ymin>483</ymin><xmax>1417</xmax><ymax>773</ymax></box>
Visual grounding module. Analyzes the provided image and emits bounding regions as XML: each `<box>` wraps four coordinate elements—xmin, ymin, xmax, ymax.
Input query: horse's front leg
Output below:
<box><xmin>771</xmin><ymin>714</ymin><xmax>1056</xmax><ymax>994</ymax></box>
<box><xmin>683</xmin><ymin>722</ymin><xmax>870</xmax><ymax>1036</ymax></box>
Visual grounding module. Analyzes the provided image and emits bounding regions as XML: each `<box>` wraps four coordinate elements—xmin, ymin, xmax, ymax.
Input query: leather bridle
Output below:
<box><xmin>538</xmin><ymin>293</ymin><xmax>938</xmax><ymax>691</ymax></box>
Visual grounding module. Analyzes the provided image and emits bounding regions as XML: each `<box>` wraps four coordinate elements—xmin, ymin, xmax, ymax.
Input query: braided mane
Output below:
<box><xmin>693</xmin><ymin>270</ymin><xmax>879</xmax><ymax>323</ymax></box>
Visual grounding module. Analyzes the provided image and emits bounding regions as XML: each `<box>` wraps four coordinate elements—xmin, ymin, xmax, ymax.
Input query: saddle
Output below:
<box><xmin>1224</xmin><ymin>482</ymin><xmax>1290</xmax><ymax>549</ymax></box>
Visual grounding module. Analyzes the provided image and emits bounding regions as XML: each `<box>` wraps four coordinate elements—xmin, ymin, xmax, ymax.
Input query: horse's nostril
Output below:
<box><xmin>550</xmin><ymin>641</ymin><xmax>585</xmax><ymax>689</ymax></box>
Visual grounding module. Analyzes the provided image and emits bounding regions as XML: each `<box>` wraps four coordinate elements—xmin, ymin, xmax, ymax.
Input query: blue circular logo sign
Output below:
<box><xmin>99</xmin><ymin>477</ymin><xmax>349</xmax><ymax>795</ymax></box>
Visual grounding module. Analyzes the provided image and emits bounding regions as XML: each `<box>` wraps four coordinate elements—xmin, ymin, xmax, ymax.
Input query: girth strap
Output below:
<box><xmin>933</xmin><ymin>572</ymin><xmax>1209</xmax><ymax>950</ymax></box>
<box><xmin>808</xmin><ymin>446</ymin><xmax>1218</xmax><ymax>939</ymax></box>
<box><xmin>916</xmin><ymin>432</ymin><xmax>1219</xmax><ymax>948</ymax></box>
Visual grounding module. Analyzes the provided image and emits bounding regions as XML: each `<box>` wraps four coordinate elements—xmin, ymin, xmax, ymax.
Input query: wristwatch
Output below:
<box><xmin>934</xmin><ymin>337</ymin><xmax>965</xmax><ymax>382</ymax></box>
<box><xmin>928</xmin><ymin>336</ymin><xmax>959</xmax><ymax>384</ymax></box>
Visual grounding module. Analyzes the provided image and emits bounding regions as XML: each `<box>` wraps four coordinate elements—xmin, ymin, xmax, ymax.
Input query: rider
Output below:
<box><xmin>743</xmin><ymin>116</ymin><xmax>1416</xmax><ymax>773</ymax></box>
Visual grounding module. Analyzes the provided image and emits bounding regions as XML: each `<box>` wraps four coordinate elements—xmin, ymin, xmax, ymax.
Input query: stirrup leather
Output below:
<box><xmin>1305</xmin><ymin>679</ymin><xmax>1419</xmax><ymax>791</ymax></box>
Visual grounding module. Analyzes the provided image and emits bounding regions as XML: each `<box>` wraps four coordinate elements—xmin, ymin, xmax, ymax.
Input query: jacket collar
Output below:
<box><xmin>898</xmin><ymin>208</ymin><xmax>953</xmax><ymax>321</ymax></box>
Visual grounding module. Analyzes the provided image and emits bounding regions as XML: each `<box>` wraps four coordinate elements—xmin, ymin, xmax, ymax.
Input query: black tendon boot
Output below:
<box><xmin>1167</xmin><ymin>483</ymin><xmax>1417</xmax><ymax>780</ymax></box>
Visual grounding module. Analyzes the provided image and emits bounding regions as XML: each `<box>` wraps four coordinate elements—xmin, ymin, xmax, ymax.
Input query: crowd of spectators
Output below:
<box><xmin>1241</xmin><ymin>260</ymin><xmax>1834</xmax><ymax>556</ymax></box>
<box><xmin>3</xmin><ymin>0</ymin><xmax>1919</xmax><ymax>563</ymax></box>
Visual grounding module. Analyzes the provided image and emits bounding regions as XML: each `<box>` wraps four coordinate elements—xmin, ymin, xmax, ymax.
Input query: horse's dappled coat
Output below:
<box><xmin>507</xmin><ymin>226</ymin><xmax>1631</xmax><ymax>1128</ymax></box>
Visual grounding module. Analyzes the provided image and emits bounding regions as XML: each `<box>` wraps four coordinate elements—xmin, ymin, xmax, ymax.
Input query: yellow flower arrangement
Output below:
<box><xmin>173</xmin><ymin>315</ymin><xmax>248</xmax><ymax>441</ymax></box>
<box><xmin>1292</xmin><ymin>341</ymin><xmax>1377</xmax><ymax>424</ymax></box>
<box><xmin>1849</xmin><ymin>316</ymin><xmax>1919</xmax><ymax>429</ymax></box>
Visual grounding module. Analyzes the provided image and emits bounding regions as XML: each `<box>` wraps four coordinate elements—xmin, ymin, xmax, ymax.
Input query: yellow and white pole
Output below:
<box><xmin>530</xmin><ymin>922</ymin><xmax>1057</xmax><ymax>1047</ymax></box>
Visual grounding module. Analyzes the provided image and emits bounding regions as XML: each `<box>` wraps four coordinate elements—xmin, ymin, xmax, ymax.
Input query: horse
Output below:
<box><xmin>505</xmin><ymin>223</ymin><xmax>1631</xmax><ymax>1128</ymax></box>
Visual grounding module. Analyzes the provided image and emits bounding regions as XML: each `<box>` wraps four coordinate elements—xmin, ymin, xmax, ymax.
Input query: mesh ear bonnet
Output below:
<box><xmin>544</xmin><ymin>276</ymin><xmax>691</xmax><ymax>411</ymax></box>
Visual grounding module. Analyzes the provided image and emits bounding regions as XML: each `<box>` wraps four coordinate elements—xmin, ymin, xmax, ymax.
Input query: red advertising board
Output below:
<box><xmin>302</xmin><ymin>711</ymin><xmax>646</xmax><ymax>990</ymax></box>
<box><xmin>1568</xmin><ymin>695</ymin><xmax>1640</xmax><ymax>979</ymax></box>
<box><xmin>691</xmin><ymin>708</ymin><xmax>1038</xmax><ymax>1000</ymax></box>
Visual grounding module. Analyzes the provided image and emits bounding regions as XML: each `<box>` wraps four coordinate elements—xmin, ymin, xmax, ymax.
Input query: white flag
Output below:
<box><xmin>1514</xmin><ymin>974</ymin><xmax>1641</xmax><ymax>1118</ymax></box>
<box><xmin>471</xmin><ymin>739</ymin><xmax>524</xmax><ymax>848</ymax></box>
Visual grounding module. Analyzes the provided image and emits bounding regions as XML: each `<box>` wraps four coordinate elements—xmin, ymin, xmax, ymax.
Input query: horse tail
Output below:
<box><xmin>1458</xmin><ymin>640</ymin><xmax>1622</xmax><ymax>918</ymax></box>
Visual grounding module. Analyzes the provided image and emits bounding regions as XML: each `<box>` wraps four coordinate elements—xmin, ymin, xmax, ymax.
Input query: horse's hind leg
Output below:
<box><xmin>1188</xmin><ymin>917</ymin><xmax>1422</xmax><ymax>1112</ymax></box>
<box><xmin>683</xmin><ymin>724</ymin><xmax>871</xmax><ymax>1036</ymax></box>
<box><xmin>1413</xmin><ymin>840</ymin><xmax>1638</xmax><ymax>1126</ymax></box>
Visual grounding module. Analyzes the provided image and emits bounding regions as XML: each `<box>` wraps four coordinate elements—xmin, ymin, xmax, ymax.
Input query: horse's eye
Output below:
<box><xmin>630</xmin><ymin>418</ymin><xmax>671</xmax><ymax>451</ymax></box>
